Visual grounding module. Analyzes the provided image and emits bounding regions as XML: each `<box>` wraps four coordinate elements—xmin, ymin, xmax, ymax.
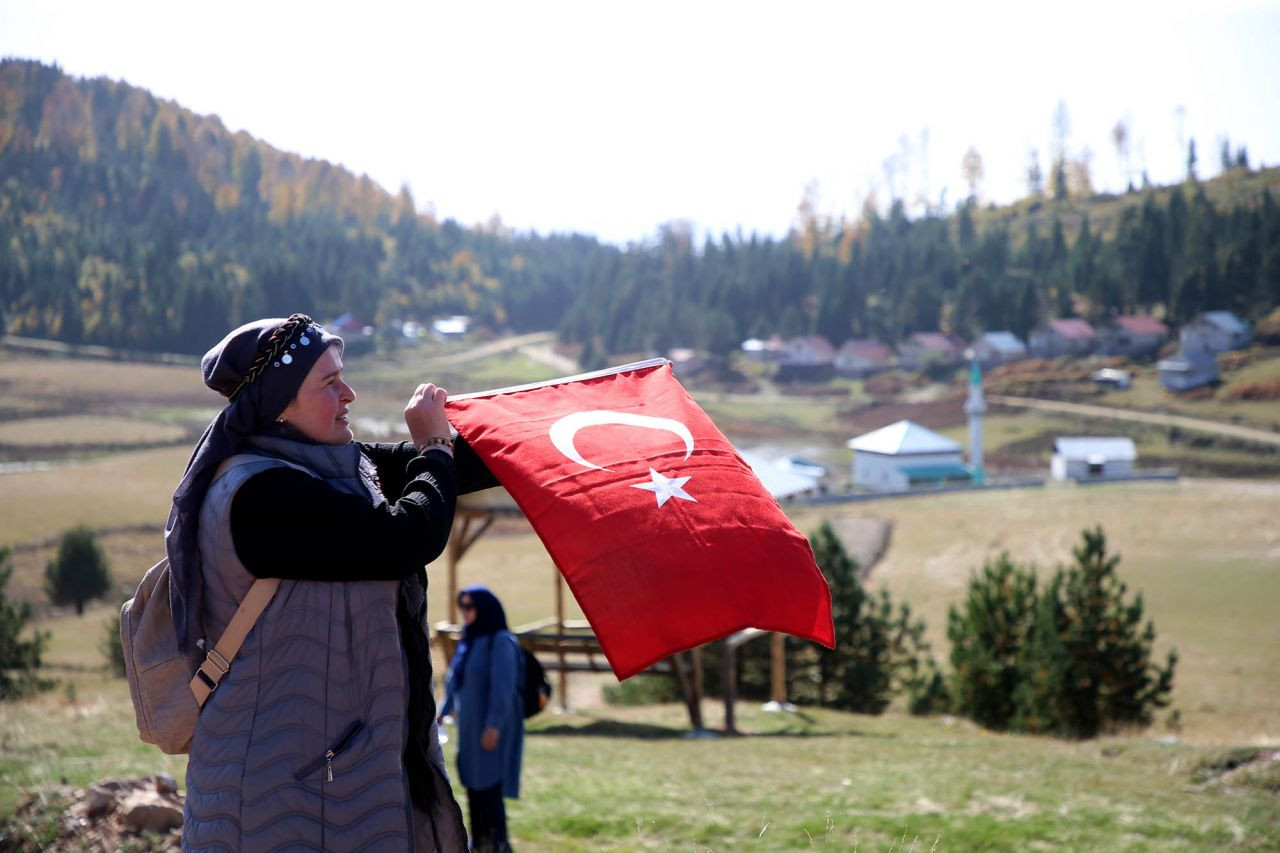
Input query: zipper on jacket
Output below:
<box><xmin>295</xmin><ymin>719</ymin><xmax>365</xmax><ymax>782</ymax></box>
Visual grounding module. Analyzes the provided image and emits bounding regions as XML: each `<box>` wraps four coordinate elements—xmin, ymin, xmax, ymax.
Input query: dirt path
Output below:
<box><xmin>420</xmin><ymin>331</ymin><xmax>556</xmax><ymax>368</ymax></box>
<box><xmin>990</xmin><ymin>394</ymin><xmax>1280</xmax><ymax>447</ymax></box>
<box><xmin>520</xmin><ymin>342</ymin><xmax>579</xmax><ymax>374</ymax></box>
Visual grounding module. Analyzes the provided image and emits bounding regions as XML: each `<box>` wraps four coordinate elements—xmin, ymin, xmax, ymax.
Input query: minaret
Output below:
<box><xmin>964</xmin><ymin>354</ymin><xmax>986</xmax><ymax>484</ymax></box>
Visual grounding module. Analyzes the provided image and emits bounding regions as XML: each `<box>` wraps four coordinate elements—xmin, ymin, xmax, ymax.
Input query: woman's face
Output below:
<box><xmin>279</xmin><ymin>346</ymin><xmax>356</xmax><ymax>445</ymax></box>
<box><xmin>459</xmin><ymin>596</ymin><xmax>477</xmax><ymax>626</ymax></box>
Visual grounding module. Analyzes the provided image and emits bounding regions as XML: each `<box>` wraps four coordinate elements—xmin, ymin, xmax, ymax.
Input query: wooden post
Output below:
<box><xmin>722</xmin><ymin>639</ymin><xmax>737</xmax><ymax>735</ymax></box>
<box><xmin>770</xmin><ymin>632</ymin><xmax>786</xmax><ymax>704</ymax></box>
<box><xmin>690</xmin><ymin>646</ymin><xmax>705</xmax><ymax>725</ymax></box>
<box><xmin>555</xmin><ymin>570</ymin><xmax>568</xmax><ymax>710</ymax></box>
<box><xmin>446</xmin><ymin>515</ymin><xmax>470</xmax><ymax>625</ymax></box>
<box><xmin>670</xmin><ymin>651</ymin><xmax>703</xmax><ymax>730</ymax></box>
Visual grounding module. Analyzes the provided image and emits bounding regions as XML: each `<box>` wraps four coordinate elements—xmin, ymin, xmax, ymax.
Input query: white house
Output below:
<box><xmin>432</xmin><ymin>315</ymin><xmax>470</xmax><ymax>338</ymax></box>
<box><xmin>740</xmin><ymin>336</ymin><xmax>785</xmax><ymax>363</ymax></box>
<box><xmin>971</xmin><ymin>331</ymin><xmax>1027</xmax><ymax>366</ymax></box>
<box><xmin>1158</xmin><ymin>348</ymin><xmax>1220</xmax><ymax>391</ymax></box>
<box><xmin>847</xmin><ymin>420</ymin><xmax>971</xmax><ymax>490</ymax></box>
<box><xmin>1179</xmin><ymin>311</ymin><xmax>1252</xmax><ymax>353</ymax></box>
<box><xmin>738</xmin><ymin>450</ymin><xmax>824</xmax><ymax>500</ymax></box>
<box><xmin>777</xmin><ymin>335</ymin><xmax>835</xmax><ymax>381</ymax></box>
<box><xmin>1051</xmin><ymin>437</ymin><xmax>1137</xmax><ymax>481</ymax></box>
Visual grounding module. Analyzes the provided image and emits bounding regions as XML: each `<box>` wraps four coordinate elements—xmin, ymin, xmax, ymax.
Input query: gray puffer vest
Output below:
<box><xmin>183</xmin><ymin>435</ymin><xmax>467</xmax><ymax>852</ymax></box>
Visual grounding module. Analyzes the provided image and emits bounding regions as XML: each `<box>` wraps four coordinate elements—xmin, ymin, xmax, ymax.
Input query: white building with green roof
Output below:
<box><xmin>846</xmin><ymin>420</ymin><xmax>972</xmax><ymax>491</ymax></box>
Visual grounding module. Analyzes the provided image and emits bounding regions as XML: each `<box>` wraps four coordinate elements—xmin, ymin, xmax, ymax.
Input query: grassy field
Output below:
<box><xmin>2</xmin><ymin>345</ymin><xmax>1279</xmax><ymax>848</ymax></box>
<box><xmin>1091</xmin><ymin>350</ymin><xmax>1280</xmax><ymax>431</ymax></box>
<box><xmin>793</xmin><ymin>479</ymin><xmax>1280</xmax><ymax>746</ymax></box>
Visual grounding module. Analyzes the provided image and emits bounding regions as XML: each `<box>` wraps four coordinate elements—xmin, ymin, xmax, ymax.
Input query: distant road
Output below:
<box><xmin>990</xmin><ymin>394</ymin><xmax>1280</xmax><ymax>448</ymax></box>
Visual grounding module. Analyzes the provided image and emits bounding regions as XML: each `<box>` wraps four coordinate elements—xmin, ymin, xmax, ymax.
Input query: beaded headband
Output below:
<box><xmin>227</xmin><ymin>313</ymin><xmax>319</xmax><ymax>402</ymax></box>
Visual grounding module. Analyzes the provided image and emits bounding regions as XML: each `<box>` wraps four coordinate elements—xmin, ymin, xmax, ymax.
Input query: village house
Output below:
<box><xmin>1179</xmin><ymin>311</ymin><xmax>1252</xmax><ymax>353</ymax></box>
<box><xmin>739</xmin><ymin>335</ymin><xmax>785</xmax><ymax>364</ymax></box>
<box><xmin>738</xmin><ymin>450</ymin><xmax>825</xmax><ymax>500</ymax></box>
<box><xmin>834</xmin><ymin>338</ymin><xmax>893</xmax><ymax>377</ymax></box>
<box><xmin>1096</xmin><ymin>315</ymin><xmax>1169</xmax><ymax>358</ymax></box>
<box><xmin>847</xmin><ymin>420</ymin><xmax>972</xmax><ymax>490</ymax></box>
<box><xmin>1158</xmin><ymin>348</ymin><xmax>1220</xmax><ymax>391</ymax></box>
<box><xmin>667</xmin><ymin>347</ymin><xmax>712</xmax><ymax>377</ymax></box>
<box><xmin>1050</xmin><ymin>436</ymin><xmax>1137</xmax><ymax>481</ymax></box>
<box><xmin>1028</xmin><ymin>318</ymin><xmax>1097</xmax><ymax>358</ymax></box>
<box><xmin>896</xmin><ymin>332</ymin><xmax>964</xmax><ymax>371</ymax></box>
<box><xmin>776</xmin><ymin>335</ymin><xmax>835</xmax><ymax>381</ymax></box>
<box><xmin>971</xmin><ymin>331</ymin><xmax>1027</xmax><ymax>366</ymax></box>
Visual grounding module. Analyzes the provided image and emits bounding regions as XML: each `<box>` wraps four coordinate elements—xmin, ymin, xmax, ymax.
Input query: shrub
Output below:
<box><xmin>44</xmin><ymin>526</ymin><xmax>112</xmax><ymax>616</ymax></box>
<box><xmin>0</xmin><ymin>547</ymin><xmax>53</xmax><ymax>700</ymax></box>
<box><xmin>1221</xmin><ymin>377</ymin><xmax>1280</xmax><ymax>401</ymax></box>
<box><xmin>601</xmin><ymin>673</ymin><xmax>681</xmax><ymax>706</ymax></box>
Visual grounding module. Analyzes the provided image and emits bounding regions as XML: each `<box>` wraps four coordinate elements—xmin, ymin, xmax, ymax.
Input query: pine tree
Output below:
<box><xmin>1013</xmin><ymin>527</ymin><xmax>1177</xmax><ymax>738</ymax></box>
<box><xmin>44</xmin><ymin>526</ymin><xmax>112</xmax><ymax>616</ymax></box>
<box><xmin>947</xmin><ymin>553</ymin><xmax>1039</xmax><ymax>729</ymax></box>
<box><xmin>1</xmin><ymin>548</ymin><xmax>52</xmax><ymax>700</ymax></box>
<box><xmin>808</xmin><ymin>523</ymin><xmax>940</xmax><ymax>714</ymax></box>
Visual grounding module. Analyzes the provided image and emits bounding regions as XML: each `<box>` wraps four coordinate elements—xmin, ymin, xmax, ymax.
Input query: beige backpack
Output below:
<box><xmin>120</xmin><ymin>455</ymin><xmax>281</xmax><ymax>754</ymax></box>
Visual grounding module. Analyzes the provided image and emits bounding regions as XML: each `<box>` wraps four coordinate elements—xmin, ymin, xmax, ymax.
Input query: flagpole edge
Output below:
<box><xmin>449</xmin><ymin>358</ymin><xmax>670</xmax><ymax>402</ymax></box>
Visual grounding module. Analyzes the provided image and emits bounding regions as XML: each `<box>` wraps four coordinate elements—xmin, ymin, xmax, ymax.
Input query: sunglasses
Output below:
<box><xmin>458</xmin><ymin>601</ymin><xmax>475</xmax><ymax>611</ymax></box>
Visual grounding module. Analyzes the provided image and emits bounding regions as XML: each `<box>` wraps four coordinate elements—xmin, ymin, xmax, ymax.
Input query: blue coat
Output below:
<box><xmin>442</xmin><ymin>631</ymin><xmax>524</xmax><ymax>798</ymax></box>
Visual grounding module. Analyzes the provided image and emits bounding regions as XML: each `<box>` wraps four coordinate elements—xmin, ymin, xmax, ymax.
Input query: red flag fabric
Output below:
<box><xmin>445</xmin><ymin>359</ymin><xmax>834</xmax><ymax>679</ymax></box>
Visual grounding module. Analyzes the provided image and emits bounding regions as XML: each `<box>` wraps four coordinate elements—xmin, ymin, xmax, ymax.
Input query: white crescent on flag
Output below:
<box><xmin>548</xmin><ymin>410</ymin><xmax>695</xmax><ymax>472</ymax></box>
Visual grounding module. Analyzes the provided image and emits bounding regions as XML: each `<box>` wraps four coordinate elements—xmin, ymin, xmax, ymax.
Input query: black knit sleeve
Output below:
<box><xmin>229</xmin><ymin>450</ymin><xmax>458</xmax><ymax>581</ymax></box>
<box><xmin>359</xmin><ymin>438</ymin><xmax>500</xmax><ymax>495</ymax></box>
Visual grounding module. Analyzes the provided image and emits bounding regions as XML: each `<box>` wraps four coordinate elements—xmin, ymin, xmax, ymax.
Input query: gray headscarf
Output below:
<box><xmin>165</xmin><ymin>314</ymin><xmax>343</xmax><ymax>653</ymax></box>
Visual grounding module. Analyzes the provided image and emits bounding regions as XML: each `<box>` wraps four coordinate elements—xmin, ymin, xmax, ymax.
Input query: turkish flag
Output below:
<box><xmin>445</xmin><ymin>359</ymin><xmax>834</xmax><ymax>679</ymax></box>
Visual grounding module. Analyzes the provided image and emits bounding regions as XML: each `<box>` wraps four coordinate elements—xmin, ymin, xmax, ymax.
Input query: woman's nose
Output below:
<box><xmin>341</xmin><ymin>380</ymin><xmax>356</xmax><ymax>403</ymax></box>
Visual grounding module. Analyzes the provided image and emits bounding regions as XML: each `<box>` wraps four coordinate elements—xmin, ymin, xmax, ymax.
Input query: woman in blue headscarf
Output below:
<box><xmin>440</xmin><ymin>586</ymin><xmax>525</xmax><ymax>852</ymax></box>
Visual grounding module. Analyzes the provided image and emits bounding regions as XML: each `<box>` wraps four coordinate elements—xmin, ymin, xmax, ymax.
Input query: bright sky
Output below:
<box><xmin>3</xmin><ymin>1</ymin><xmax>1279</xmax><ymax>245</ymax></box>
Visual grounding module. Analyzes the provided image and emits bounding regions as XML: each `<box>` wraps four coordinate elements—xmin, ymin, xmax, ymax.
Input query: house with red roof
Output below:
<box><xmin>896</xmin><ymin>332</ymin><xmax>964</xmax><ymax>370</ymax></box>
<box><xmin>1097</xmin><ymin>315</ymin><xmax>1170</xmax><ymax>358</ymax></box>
<box><xmin>834</xmin><ymin>339</ymin><xmax>893</xmax><ymax>377</ymax></box>
<box><xmin>1028</xmin><ymin>318</ymin><xmax>1097</xmax><ymax>358</ymax></box>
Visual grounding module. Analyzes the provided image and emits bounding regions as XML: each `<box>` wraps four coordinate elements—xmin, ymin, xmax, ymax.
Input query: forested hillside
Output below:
<box><xmin>2</xmin><ymin>58</ymin><xmax>1278</xmax><ymax>361</ymax></box>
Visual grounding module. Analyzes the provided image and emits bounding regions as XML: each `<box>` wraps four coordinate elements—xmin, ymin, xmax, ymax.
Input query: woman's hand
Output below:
<box><xmin>481</xmin><ymin>726</ymin><xmax>499</xmax><ymax>751</ymax></box>
<box><xmin>404</xmin><ymin>383</ymin><xmax>451</xmax><ymax>447</ymax></box>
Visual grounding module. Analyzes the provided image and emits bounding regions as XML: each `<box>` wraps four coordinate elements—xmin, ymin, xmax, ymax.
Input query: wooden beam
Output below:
<box><xmin>555</xmin><ymin>569</ymin><xmax>568</xmax><ymax>710</ymax></box>
<box><xmin>722</xmin><ymin>639</ymin><xmax>738</xmax><ymax>735</ymax></box>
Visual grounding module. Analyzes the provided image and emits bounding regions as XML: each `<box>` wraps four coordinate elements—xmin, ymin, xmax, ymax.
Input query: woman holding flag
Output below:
<box><xmin>172</xmin><ymin>313</ymin><xmax>495</xmax><ymax>851</ymax></box>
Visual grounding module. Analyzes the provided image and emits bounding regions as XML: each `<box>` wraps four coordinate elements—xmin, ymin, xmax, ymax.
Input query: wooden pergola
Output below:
<box><xmin>431</xmin><ymin>490</ymin><xmax>789</xmax><ymax>732</ymax></box>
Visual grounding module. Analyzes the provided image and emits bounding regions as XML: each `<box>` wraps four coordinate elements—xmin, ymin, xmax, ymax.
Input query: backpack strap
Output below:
<box><xmin>190</xmin><ymin>576</ymin><xmax>278</xmax><ymax>705</ymax></box>
<box><xmin>187</xmin><ymin>452</ymin><xmax>313</xmax><ymax>707</ymax></box>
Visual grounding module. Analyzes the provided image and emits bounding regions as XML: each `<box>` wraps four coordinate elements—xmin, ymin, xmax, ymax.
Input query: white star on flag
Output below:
<box><xmin>632</xmin><ymin>468</ymin><xmax>697</xmax><ymax>508</ymax></box>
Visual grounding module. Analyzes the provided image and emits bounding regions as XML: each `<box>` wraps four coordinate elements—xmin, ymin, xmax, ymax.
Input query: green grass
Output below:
<box><xmin>453</xmin><ymin>703</ymin><xmax>1280</xmax><ymax>849</ymax></box>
